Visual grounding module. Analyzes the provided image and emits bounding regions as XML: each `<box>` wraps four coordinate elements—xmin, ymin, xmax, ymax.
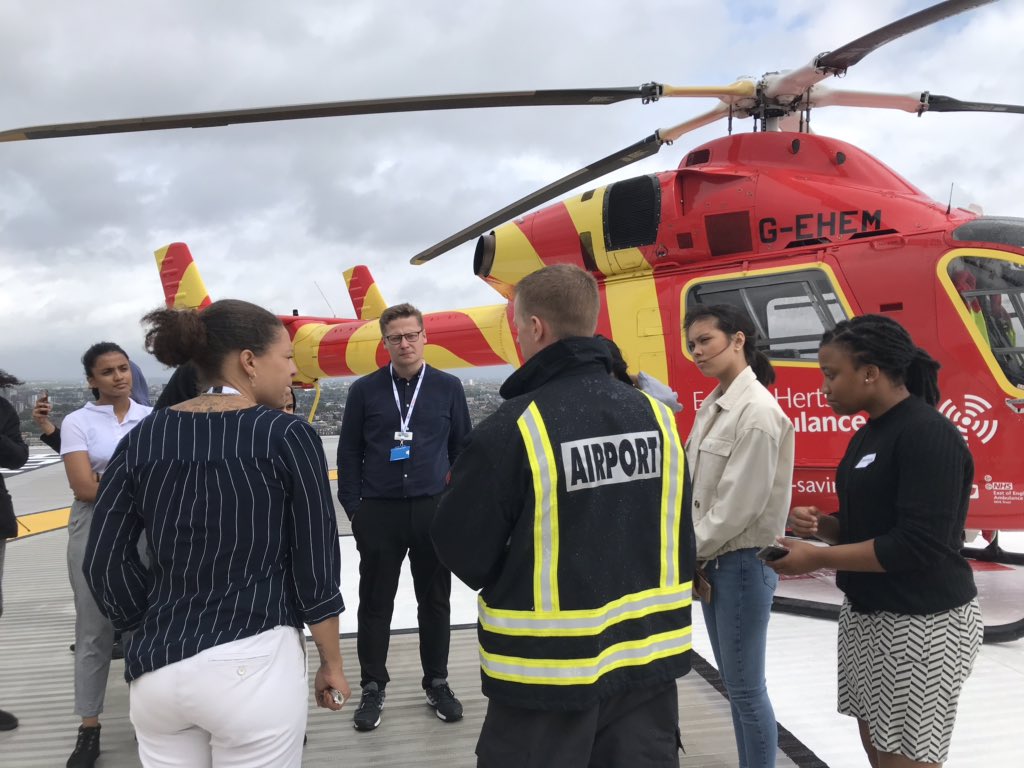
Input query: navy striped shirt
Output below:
<box><xmin>85</xmin><ymin>406</ymin><xmax>344</xmax><ymax>682</ymax></box>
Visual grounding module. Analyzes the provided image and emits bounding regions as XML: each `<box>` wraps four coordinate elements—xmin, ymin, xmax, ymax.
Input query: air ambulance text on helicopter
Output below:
<box><xmin>3</xmin><ymin>0</ymin><xmax>1023</xmax><ymax>534</ymax></box>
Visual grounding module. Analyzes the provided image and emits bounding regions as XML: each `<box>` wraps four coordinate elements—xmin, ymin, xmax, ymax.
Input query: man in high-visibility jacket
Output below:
<box><xmin>433</xmin><ymin>264</ymin><xmax>695</xmax><ymax>768</ymax></box>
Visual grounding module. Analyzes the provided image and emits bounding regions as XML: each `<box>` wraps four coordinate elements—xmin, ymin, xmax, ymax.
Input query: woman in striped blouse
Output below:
<box><xmin>85</xmin><ymin>299</ymin><xmax>350</xmax><ymax>768</ymax></box>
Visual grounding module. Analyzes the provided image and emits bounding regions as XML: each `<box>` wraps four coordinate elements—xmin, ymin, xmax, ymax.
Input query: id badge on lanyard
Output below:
<box><xmin>390</xmin><ymin>365</ymin><xmax>423</xmax><ymax>462</ymax></box>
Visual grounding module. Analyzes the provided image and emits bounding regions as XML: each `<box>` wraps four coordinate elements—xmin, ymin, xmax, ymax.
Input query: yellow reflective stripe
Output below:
<box><xmin>645</xmin><ymin>395</ymin><xmax>684</xmax><ymax>587</ymax></box>
<box><xmin>480</xmin><ymin>627</ymin><xmax>692</xmax><ymax>685</ymax></box>
<box><xmin>479</xmin><ymin>583</ymin><xmax>692</xmax><ymax>637</ymax></box>
<box><xmin>517</xmin><ymin>403</ymin><xmax>560</xmax><ymax>612</ymax></box>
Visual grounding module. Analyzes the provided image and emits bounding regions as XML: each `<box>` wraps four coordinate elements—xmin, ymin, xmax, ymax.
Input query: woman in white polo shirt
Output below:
<box><xmin>60</xmin><ymin>341</ymin><xmax>152</xmax><ymax>768</ymax></box>
<box><xmin>684</xmin><ymin>304</ymin><xmax>795</xmax><ymax>768</ymax></box>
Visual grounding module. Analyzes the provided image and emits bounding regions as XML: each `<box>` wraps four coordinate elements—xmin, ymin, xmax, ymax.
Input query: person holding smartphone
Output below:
<box><xmin>684</xmin><ymin>304</ymin><xmax>795</xmax><ymax>768</ymax></box>
<box><xmin>33</xmin><ymin>389</ymin><xmax>62</xmax><ymax>452</ymax></box>
<box><xmin>768</xmin><ymin>315</ymin><xmax>981</xmax><ymax>767</ymax></box>
<box><xmin>59</xmin><ymin>343</ymin><xmax>153</xmax><ymax>768</ymax></box>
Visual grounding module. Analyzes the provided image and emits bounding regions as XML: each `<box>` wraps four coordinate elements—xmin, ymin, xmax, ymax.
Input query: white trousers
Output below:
<box><xmin>130</xmin><ymin>626</ymin><xmax>308</xmax><ymax>768</ymax></box>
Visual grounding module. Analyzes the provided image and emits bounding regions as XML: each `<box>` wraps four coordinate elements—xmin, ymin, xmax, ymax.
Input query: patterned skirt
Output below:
<box><xmin>837</xmin><ymin>597</ymin><xmax>982</xmax><ymax>764</ymax></box>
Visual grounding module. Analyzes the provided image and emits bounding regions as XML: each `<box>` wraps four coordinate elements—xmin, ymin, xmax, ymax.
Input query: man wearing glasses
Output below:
<box><xmin>338</xmin><ymin>303</ymin><xmax>472</xmax><ymax>732</ymax></box>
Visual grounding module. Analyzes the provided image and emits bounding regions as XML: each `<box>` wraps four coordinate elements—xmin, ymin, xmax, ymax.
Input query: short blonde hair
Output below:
<box><xmin>378</xmin><ymin>303</ymin><xmax>423</xmax><ymax>335</ymax></box>
<box><xmin>515</xmin><ymin>265</ymin><xmax>599</xmax><ymax>339</ymax></box>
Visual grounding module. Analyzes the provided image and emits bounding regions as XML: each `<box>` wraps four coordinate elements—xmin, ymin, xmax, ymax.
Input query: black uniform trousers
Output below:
<box><xmin>352</xmin><ymin>495</ymin><xmax>452</xmax><ymax>690</ymax></box>
<box><xmin>476</xmin><ymin>681</ymin><xmax>681</xmax><ymax>768</ymax></box>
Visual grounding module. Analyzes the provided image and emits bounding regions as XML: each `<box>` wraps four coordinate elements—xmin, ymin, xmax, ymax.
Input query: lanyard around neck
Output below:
<box><xmin>391</xmin><ymin>364</ymin><xmax>424</xmax><ymax>436</ymax></box>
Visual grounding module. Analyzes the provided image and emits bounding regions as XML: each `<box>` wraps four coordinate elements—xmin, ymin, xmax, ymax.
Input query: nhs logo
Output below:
<box><xmin>561</xmin><ymin>431</ymin><xmax>661</xmax><ymax>492</ymax></box>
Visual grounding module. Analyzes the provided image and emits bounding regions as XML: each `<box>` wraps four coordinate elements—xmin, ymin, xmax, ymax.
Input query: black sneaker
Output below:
<box><xmin>67</xmin><ymin>724</ymin><xmax>101</xmax><ymax>768</ymax></box>
<box><xmin>425</xmin><ymin>679</ymin><xmax>463</xmax><ymax>722</ymax></box>
<box><xmin>352</xmin><ymin>683</ymin><xmax>385</xmax><ymax>731</ymax></box>
<box><xmin>0</xmin><ymin>709</ymin><xmax>18</xmax><ymax>731</ymax></box>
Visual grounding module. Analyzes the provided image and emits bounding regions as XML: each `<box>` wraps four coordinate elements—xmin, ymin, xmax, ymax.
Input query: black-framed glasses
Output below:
<box><xmin>384</xmin><ymin>330</ymin><xmax>423</xmax><ymax>345</ymax></box>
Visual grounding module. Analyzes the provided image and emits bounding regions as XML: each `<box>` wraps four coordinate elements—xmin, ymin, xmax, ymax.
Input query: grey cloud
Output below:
<box><xmin>2</xmin><ymin>0</ymin><xmax>1021</xmax><ymax>379</ymax></box>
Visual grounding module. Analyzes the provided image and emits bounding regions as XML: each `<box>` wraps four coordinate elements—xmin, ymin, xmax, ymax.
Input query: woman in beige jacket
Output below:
<box><xmin>684</xmin><ymin>304</ymin><xmax>795</xmax><ymax>768</ymax></box>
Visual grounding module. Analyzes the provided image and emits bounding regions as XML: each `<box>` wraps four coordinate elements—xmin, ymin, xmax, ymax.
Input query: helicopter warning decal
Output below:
<box><xmin>939</xmin><ymin>395</ymin><xmax>999</xmax><ymax>445</ymax></box>
<box><xmin>758</xmin><ymin>210</ymin><xmax>882</xmax><ymax>244</ymax></box>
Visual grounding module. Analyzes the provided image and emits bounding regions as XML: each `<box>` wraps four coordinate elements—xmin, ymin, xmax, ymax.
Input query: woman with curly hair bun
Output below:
<box><xmin>85</xmin><ymin>299</ymin><xmax>349</xmax><ymax>768</ymax></box>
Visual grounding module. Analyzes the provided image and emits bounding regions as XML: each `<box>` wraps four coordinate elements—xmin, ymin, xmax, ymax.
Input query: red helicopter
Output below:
<box><xmin>3</xmin><ymin>0</ymin><xmax>1023</xmax><ymax>544</ymax></box>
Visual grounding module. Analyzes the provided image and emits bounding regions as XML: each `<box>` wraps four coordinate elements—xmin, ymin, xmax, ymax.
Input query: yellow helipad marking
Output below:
<box><xmin>14</xmin><ymin>507</ymin><xmax>71</xmax><ymax>539</ymax></box>
<box><xmin>13</xmin><ymin>471</ymin><xmax>338</xmax><ymax>539</ymax></box>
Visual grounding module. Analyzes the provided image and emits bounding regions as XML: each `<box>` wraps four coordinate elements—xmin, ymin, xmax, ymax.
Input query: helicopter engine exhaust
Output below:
<box><xmin>474</xmin><ymin>233</ymin><xmax>496</xmax><ymax>278</ymax></box>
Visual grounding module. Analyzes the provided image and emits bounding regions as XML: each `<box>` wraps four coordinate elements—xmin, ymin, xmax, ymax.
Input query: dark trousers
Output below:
<box><xmin>476</xmin><ymin>681</ymin><xmax>681</xmax><ymax>768</ymax></box>
<box><xmin>353</xmin><ymin>496</ymin><xmax>452</xmax><ymax>690</ymax></box>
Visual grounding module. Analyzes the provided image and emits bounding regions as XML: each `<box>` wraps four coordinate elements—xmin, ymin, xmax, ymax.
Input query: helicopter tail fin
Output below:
<box><xmin>154</xmin><ymin>242</ymin><xmax>213</xmax><ymax>310</ymax></box>
<box><xmin>344</xmin><ymin>265</ymin><xmax>388</xmax><ymax>320</ymax></box>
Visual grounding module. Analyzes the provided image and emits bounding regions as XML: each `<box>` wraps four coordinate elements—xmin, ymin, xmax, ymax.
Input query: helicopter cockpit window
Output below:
<box><xmin>947</xmin><ymin>256</ymin><xmax>1024</xmax><ymax>389</ymax></box>
<box><xmin>685</xmin><ymin>270</ymin><xmax>848</xmax><ymax>361</ymax></box>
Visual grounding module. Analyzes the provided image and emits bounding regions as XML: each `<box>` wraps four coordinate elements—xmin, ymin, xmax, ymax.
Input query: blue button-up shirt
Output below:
<box><xmin>337</xmin><ymin>364</ymin><xmax>471</xmax><ymax>518</ymax></box>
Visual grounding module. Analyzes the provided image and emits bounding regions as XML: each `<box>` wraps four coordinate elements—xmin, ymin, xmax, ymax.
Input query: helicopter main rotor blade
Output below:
<box><xmin>817</xmin><ymin>0</ymin><xmax>997</xmax><ymax>73</ymax></box>
<box><xmin>0</xmin><ymin>85</ymin><xmax>665</xmax><ymax>142</ymax></box>
<box><xmin>766</xmin><ymin>0</ymin><xmax>997</xmax><ymax>100</ymax></box>
<box><xmin>411</xmin><ymin>106</ymin><xmax>730</xmax><ymax>265</ymax></box>
<box><xmin>810</xmin><ymin>89</ymin><xmax>924</xmax><ymax>112</ymax></box>
<box><xmin>657</xmin><ymin>103</ymin><xmax>731</xmax><ymax>143</ymax></box>
<box><xmin>804</xmin><ymin>87</ymin><xmax>1024</xmax><ymax>116</ymax></box>
<box><xmin>923</xmin><ymin>94</ymin><xmax>1024</xmax><ymax>114</ymax></box>
<box><xmin>410</xmin><ymin>133</ymin><xmax>665</xmax><ymax>265</ymax></box>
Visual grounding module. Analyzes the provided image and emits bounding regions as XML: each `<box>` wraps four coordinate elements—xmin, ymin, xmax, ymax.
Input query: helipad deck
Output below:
<box><xmin>0</xmin><ymin>492</ymin><xmax>809</xmax><ymax>767</ymax></box>
<box><xmin>3</xmin><ymin>448</ymin><xmax>1022</xmax><ymax>766</ymax></box>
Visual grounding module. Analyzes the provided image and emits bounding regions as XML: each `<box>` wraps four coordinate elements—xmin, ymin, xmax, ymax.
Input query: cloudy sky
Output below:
<box><xmin>1</xmin><ymin>0</ymin><xmax>1022</xmax><ymax>381</ymax></box>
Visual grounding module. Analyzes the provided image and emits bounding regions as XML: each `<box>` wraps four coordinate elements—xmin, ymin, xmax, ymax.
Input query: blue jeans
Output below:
<box><xmin>701</xmin><ymin>547</ymin><xmax>778</xmax><ymax>768</ymax></box>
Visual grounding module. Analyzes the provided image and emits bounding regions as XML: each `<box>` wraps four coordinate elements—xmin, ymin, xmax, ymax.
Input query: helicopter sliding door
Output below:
<box><xmin>938</xmin><ymin>249</ymin><xmax>1024</xmax><ymax>531</ymax></box>
<box><xmin>678</xmin><ymin>264</ymin><xmax>857</xmax><ymax>513</ymax></box>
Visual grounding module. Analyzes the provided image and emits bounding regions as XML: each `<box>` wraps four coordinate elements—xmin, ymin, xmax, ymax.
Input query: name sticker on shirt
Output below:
<box><xmin>394</xmin><ymin>431</ymin><xmax>413</xmax><ymax>442</ymax></box>
<box><xmin>854</xmin><ymin>453</ymin><xmax>877</xmax><ymax>469</ymax></box>
<box><xmin>561</xmin><ymin>431</ymin><xmax>661</xmax><ymax>492</ymax></box>
<box><xmin>390</xmin><ymin>444</ymin><xmax>411</xmax><ymax>462</ymax></box>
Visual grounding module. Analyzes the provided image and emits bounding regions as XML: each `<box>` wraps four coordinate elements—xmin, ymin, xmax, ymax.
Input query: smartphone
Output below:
<box><xmin>756</xmin><ymin>544</ymin><xmax>789</xmax><ymax>562</ymax></box>
<box><xmin>38</xmin><ymin>389</ymin><xmax>49</xmax><ymax>403</ymax></box>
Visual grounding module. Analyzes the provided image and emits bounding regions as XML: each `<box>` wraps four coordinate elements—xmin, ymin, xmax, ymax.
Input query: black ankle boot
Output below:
<box><xmin>66</xmin><ymin>724</ymin><xmax>101</xmax><ymax>768</ymax></box>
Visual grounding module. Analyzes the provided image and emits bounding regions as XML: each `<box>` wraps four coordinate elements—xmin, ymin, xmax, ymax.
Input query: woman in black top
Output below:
<box><xmin>769</xmin><ymin>315</ymin><xmax>981</xmax><ymax>768</ymax></box>
<box><xmin>0</xmin><ymin>369</ymin><xmax>29</xmax><ymax>732</ymax></box>
<box><xmin>85</xmin><ymin>299</ymin><xmax>351</xmax><ymax>767</ymax></box>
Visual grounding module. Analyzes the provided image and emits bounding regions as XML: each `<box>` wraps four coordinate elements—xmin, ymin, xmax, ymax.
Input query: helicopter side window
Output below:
<box><xmin>685</xmin><ymin>270</ymin><xmax>847</xmax><ymax>361</ymax></box>
<box><xmin>947</xmin><ymin>256</ymin><xmax>1024</xmax><ymax>389</ymax></box>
